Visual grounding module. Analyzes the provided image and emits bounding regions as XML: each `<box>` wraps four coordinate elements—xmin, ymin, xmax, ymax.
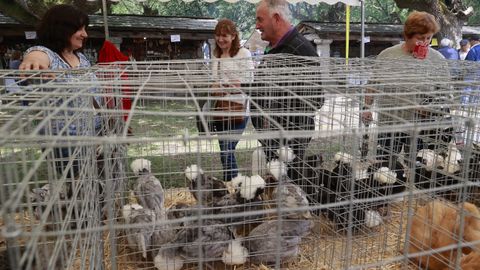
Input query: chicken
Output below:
<box><xmin>29</xmin><ymin>184</ymin><xmax>70</xmax><ymax>229</ymax></box>
<box><xmin>184</xmin><ymin>164</ymin><xmax>228</xmax><ymax>205</ymax></box>
<box><xmin>222</xmin><ymin>239</ymin><xmax>249</xmax><ymax>265</ymax></box>
<box><xmin>263</xmin><ymin>147</ymin><xmax>296</xmax><ymax>180</ymax></box>
<box><xmin>318</xmin><ymin>189</ymin><xmax>382</xmax><ymax>231</ymax></box>
<box><xmin>171</xmin><ymin>219</ymin><xmax>234</xmax><ymax>262</ymax></box>
<box><xmin>307</xmin><ymin>152</ymin><xmax>382</xmax><ymax>231</ymax></box>
<box><xmin>332</xmin><ymin>152</ymin><xmax>368</xmax><ymax>181</ymax></box>
<box><xmin>122</xmin><ymin>203</ymin><xmax>157</xmax><ymax>259</ymax></box>
<box><xmin>302</xmin><ymin>153</ymin><xmax>324</xmax><ymax>180</ymax></box>
<box><xmin>244</xmin><ymin>219</ymin><xmax>312</xmax><ymax>264</ymax></box>
<box><xmin>213</xmin><ymin>174</ymin><xmax>266</xmax><ymax>229</ymax></box>
<box><xmin>408</xmin><ymin>200</ymin><xmax>480</xmax><ymax>270</ymax></box>
<box><xmin>414</xmin><ymin>148</ymin><xmax>464</xmax><ymax>201</ymax></box>
<box><xmin>439</xmin><ymin>142</ymin><xmax>463</xmax><ymax>175</ymax></box>
<box><xmin>272</xmin><ymin>182</ymin><xmax>311</xmax><ymax>219</ymax></box>
<box><xmin>154</xmin><ymin>248</ymin><xmax>184</xmax><ymax>270</ymax></box>
<box><xmin>452</xmin><ymin>252</ymin><xmax>480</xmax><ymax>270</ymax></box>
<box><xmin>166</xmin><ymin>203</ymin><xmax>215</xmax><ymax>228</ymax></box>
<box><xmin>363</xmin><ymin>158</ymin><xmax>406</xmax><ymax>202</ymax></box>
<box><xmin>236</xmin><ymin>174</ymin><xmax>266</xmax><ymax>202</ymax></box>
<box><xmin>298</xmin><ymin>154</ymin><xmax>323</xmax><ymax>199</ymax></box>
<box><xmin>277</xmin><ymin>146</ymin><xmax>296</xmax><ymax>163</ymax></box>
<box><xmin>131</xmin><ymin>159</ymin><xmax>166</xmax><ymax>218</ymax></box>
<box><xmin>166</xmin><ymin>202</ymin><xmax>191</xmax><ymax>220</ymax></box>
<box><xmin>267</xmin><ymin>159</ymin><xmax>289</xmax><ymax>182</ymax></box>
<box><xmin>436</xmin><ymin>147</ymin><xmax>464</xmax><ymax>201</ymax></box>
<box><xmin>414</xmin><ymin>149</ymin><xmax>446</xmax><ymax>190</ymax></box>
<box><xmin>468</xmin><ymin>143</ymin><xmax>480</xmax><ymax>181</ymax></box>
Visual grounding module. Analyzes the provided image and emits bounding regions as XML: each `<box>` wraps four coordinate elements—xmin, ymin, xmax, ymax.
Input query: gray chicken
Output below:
<box><xmin>131</xmin><ymin>158</ymin><xmax>166</xmax><ymax>218</ymax></box>
<box><xmin>30</xmin><ymin>184</ymin><xmax>67</xmax><ymax>221</ymax></box>
<box><xmin>166</xmin><ymin>202</ymin><xmax>191</xmax><ymax>220</ymax></box>
<box><xmin>172</xmin><ymin>219</ymin><xmax>233</xmax><ymax>263</ymax></box>
<box><xmin>272</xmin><ymin>182</ymin><xmax>312</xmax><ymax>220</ymax></box>
<box><xmin>184</xmin><ymin>164</ymin><xmax>228</xmax><ymax>205</ymax></box>
<box><xmin>244</xmin><ymin>219</ymin><xmax>312</xmax><ymax>265</ymax></box>
<box><xmin>167</xmin><ymin>203</ymin><xmax>215</xmax><ymax>226</ymax></box>
<box><xmin>214</xmin><ymin>192</ymin><xmax>265</xmax><ymax>227</ymax></box>
<box><xmin>122</xmin><ymin>202</ymin><xmax>176</xmax><ymax>259</ymax></box>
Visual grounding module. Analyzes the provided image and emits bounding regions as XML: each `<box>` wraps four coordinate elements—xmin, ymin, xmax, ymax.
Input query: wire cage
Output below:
<box><xmin>1</xmin><ymin>55</ymin><xmax>480</xmax><ymax>270</ymax></box>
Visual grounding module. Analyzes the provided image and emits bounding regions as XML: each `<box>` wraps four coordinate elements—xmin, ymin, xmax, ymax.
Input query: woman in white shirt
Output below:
<box><xmin>211</xmin><ymin>19</ymin><xmax>254</xmax><ymax>181</ymax></box>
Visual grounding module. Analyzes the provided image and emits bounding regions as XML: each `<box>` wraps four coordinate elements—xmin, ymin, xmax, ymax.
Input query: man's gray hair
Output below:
<box><xmin>264</xmin><ymin>0</ymin><xmax>291</xmax><ymax>22</ymax></box>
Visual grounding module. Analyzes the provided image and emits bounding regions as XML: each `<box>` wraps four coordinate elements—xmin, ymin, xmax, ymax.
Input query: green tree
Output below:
<box><xmin>4</xmin><ymin>0</ymin><xmax>479</xmax><ymax>42</ymax></box>
<box><xmin>392</xmin><ymin>0</ymin><xmax>474</xmax><ymax>42</ymax></box>
<box><xmin>464</xmin><ymin>0</ymin><xmax>480</xmax><ymax>24</ymax></box>
<box><xmin>11</xmin><ymin>0</ymin><xmax>100</xmax><ymax>19</ymax></box>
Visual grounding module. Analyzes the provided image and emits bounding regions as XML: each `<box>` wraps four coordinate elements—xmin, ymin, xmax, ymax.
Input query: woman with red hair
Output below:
<box><xmin>210</xmin><ymin>19</ymin><xmax>254</xmax><ymax>181</ymax></box>
<box><xmin>362</xmin><ymin>11</ymin><xmax>446</xmax><ymax>164</ymax></box>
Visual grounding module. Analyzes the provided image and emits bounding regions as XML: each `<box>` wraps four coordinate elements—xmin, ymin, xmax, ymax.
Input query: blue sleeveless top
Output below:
<box><xmin>24</xmin><ymin>46</ymin><xmax>102</xmax><ymax>136</ymax></box>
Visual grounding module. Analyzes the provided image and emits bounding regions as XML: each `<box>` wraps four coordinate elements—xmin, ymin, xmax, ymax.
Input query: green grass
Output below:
<box><xmin>129</xmin><ymin>100</ymin><xmax>199</xmax><ymax>138</ymax></box>
<box><xmin>2</xmin><ymin>100</ymin><xmax>349</xmax><ymax>193</ymax></box>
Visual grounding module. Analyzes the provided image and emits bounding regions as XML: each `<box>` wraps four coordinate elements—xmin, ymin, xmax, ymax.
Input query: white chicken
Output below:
<box><xmin>414</xmin><ymin>149</ymin><xmax>446</xmax><ymax>190</ymax></box>
<box><xmin>439</xmin><ymin>142</ymin><xmax>462</xmax><ymax>175</ymax></box>
<box><xmin>214</xmin><ymin>174</ymin><xmax>266</xmax><ymax>227</ymax></box>
<box><xmin>154</xmin><ymin>248</ymin><xmax>184</xmax><ymax>270</ymax></box>
<box><xmin>222</xmin><ymin>239</ymin><xmax>249</xmax><ymax>265</ymax></box>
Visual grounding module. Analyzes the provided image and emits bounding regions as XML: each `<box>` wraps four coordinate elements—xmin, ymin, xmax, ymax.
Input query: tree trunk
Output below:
<box><xmin>393</xmin><ymin>0</ymin><xmax>473</xmax><ymax>45</ymax></box>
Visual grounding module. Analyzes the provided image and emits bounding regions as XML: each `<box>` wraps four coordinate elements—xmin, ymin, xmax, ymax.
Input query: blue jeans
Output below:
<box><xmin>213</xmin><ymin>118</ymin><xmax>248</xmax><ymax>181</ymax></box>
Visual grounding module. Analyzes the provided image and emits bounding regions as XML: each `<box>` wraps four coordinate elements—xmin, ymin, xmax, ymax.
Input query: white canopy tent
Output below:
<box><xmin>97</xmin><ymin>0</ymin><xmax>365</xmax><ymax>58</ymax></box>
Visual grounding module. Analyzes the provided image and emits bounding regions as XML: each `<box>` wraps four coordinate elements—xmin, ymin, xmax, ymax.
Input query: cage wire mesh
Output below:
<box><xmin>1</xmin><ymin>54</ymin><xmax>480</xmax><ymax>270</ymax></box>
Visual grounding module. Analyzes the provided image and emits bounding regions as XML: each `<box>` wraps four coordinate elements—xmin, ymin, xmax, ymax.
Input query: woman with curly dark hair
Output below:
<box><xmin>20</xmin><ymin>4</ymin><xmax>90</xmax><ymax>70</ymax></box>
<box><xmin>19</xmin><ymin>5</ymin><xmax>101</xmax><ymax>180</ymax></box>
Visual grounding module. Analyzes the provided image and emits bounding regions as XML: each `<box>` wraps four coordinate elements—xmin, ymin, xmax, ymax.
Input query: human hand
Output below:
<box><xmin>19</xmin><ymin>51</ymin><xmax>50</xmax><ymax>70</ymax></box>
<box><xmin>19</xmin><ymin>60</ymin><xmax>48</xmax><ymax>70</ymax></box>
